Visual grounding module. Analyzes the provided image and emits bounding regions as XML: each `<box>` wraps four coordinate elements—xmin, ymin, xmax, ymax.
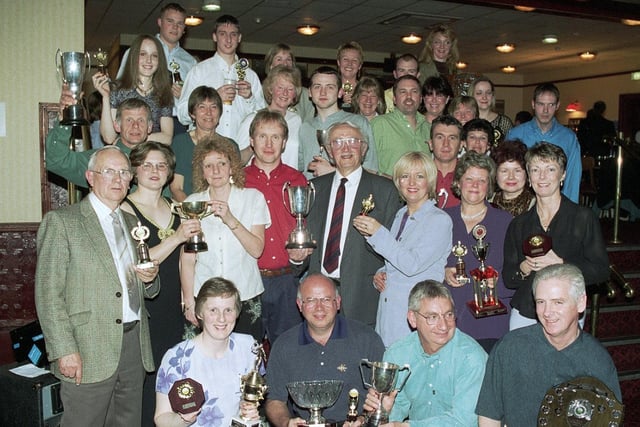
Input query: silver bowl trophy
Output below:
<box><xmin>451</xmin><ymin>241</ymin><xmax>470</xmax><ymax>285</ymax></box>
<box><xmin>130</xmin><ymin>221</ymin><xmax>155</xmax><ymax>269</ymax></box>
<box><xmin>171</xmin><ymin>201</ymin><xmax>213</xmax><ymax>252</ymax></box>
<box><xmin>282</xmin><ymin>182</ymin><xmax>317</xmax><ymax>249</ymax></box>
<box><xmin>286</xmin><ymin>380</ymin><xmax>344</xmax><ymax>427</ymax></box>
<box><xmin>360</xmin><ymin>359</ymin><xmax>411</xmax><ymax>427</ymax></box>
<box><xmin>55</xmin><ymin>49</ymin><xmax>90</xmax><ymax>125</ymax></box>
<box><xmin>467</xmin><ymin>224</ymin><xmax>507</xmax><ymax>318</ymax></box>
<box><xmin>232</xmin><ymin>342</ymin><xmax>268</xmax><ymax>427</ymax></box>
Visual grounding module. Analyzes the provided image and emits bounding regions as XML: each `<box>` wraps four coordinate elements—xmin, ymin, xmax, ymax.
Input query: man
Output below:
<box><xmin>292</xmin><ymin>121</ymin><xmax>400</xmax><ymax>326</ymax></box>
<box><xmin>337</xmin><ymin>41</ymin><xmax>364</xmax><ymax>112</ymax></box>
<box><xmin>476</xmin><ymin>264</ymin><xmax>622</xmax><ymax>426</ymax></box>
<box><xmin>507</xmin><ymin>83</ymin><xmax>581</xmax><ymax>203</ymax></box>
<box><xmin>428</xmin><ymin>115</ymin><xmax>463</xmax><ymax>208</ymax></box>
<box><xmin>244</xmin><ymin>110</ymin><xmax>307</xmax><ymax>344</ymax></box>
<box><xmin>462</xmin><ymin>118</ymin><xmax>494</xmax><ymax>155</ymax></box>
<box><xmin>422</xmin><ymin>76</ymin><xmax>454</xmax><ymax>124</ymax></box>
<box><xmin>46</xmin><ymin>92</ymin><xmax>153</xmax><ymax>187</ymax></box>
<box><xmin>577</xmin><ymin>100</ymin><xmax>616</xmax><ymax>157</ymax></box>
<box><xmin>265</xmin><ymin>273</ymin><xmax>385</xmax><ymax>426</ymax></box>
<box><xmin>384</xmin><ymin>54</ymin><xmax>420</xmax><ymax>113</ymax></box>
<box><xmin>364</xmin><ymin>280</ymin><xmax>487</xmax><ymax>425</ymax></box>
<box><xmin>298</xmin><ymin>66</ymin><xmax>378</xmax><ymax>178</ymax></box>
<box><xmin>117</xmin><ymin>3</ymin><xmax>197</xmax><ymax>132</ymax></box>
<box><xmin>35</xmin><ymin>146</ymin><xmax>160</xmax><ymax>426</ymax></box>
<box><xmin>177</xmin><ymin>14</ymin><xmax>265</xmax><ymax>141</ymax></box>
<box><xmin>371</xmin><ymin>75</ymin><xmax>431</xmax><ymax>176</ymax></box>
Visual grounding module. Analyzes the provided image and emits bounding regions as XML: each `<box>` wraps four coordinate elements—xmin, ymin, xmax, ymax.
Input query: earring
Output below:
<box><xmin>560</xmin><ymin>180</ymin><xmax>564</xmax><ymax>187</ymax></box>
<box><xmin>229</xmin><ymin>176</ymin><xmax>235</xmax><ymax>185</ymax></box>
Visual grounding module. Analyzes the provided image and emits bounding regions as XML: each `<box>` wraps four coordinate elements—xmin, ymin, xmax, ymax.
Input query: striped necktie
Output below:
<box><xmin>323</xmin><ymin>177</ymin><xmax>348</xmax><ymax>273</ymax></box>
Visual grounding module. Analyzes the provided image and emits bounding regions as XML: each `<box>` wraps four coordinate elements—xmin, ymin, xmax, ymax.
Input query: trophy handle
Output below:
<box><xmin>200</xmin><ymin>204</ymin><xmax>214</xmax><ymax>219</ymax></box>
<box><xmin>308</xmin><ymin>182</ymin><xmax>316</xmax><ymax>208</ymax></box>
<box><xmin>359</xmin><ymin>359</ymin><xmax>373</xmax><ymax>389</ymax></box>
<box><xmin>394</xmin><ymin>365</ymin><xmax>411</xmax><ymax>392</ymax></box>
<box><xmin>170</xmin><ymin>202</ymin><xmax>183</xmax><ymax>217</ymax></box>
<box><xmin>55</xmin><ymin>49</ymin><xmax>63</xmax><ymax>81</ymax></box>
<box><xmin>282</xmin><ymin>181</ymin><xmax>291</xmax><ymax>212</ymax></box>
<box><xmin>85</xmin><ymin>51</ymin><xmax>91</xmax><ymax>76</ymax></box>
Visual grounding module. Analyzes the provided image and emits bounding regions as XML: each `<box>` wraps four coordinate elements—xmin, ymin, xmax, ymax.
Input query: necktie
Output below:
<box><xmin>111</xmin><ymin>211</ymin><xmax>140</xmax><ymax>314</ymax></box>
<box><xmin>323</xmin><ymin>178</ymin><xmax>348</xmax><ymax>274</ymax></box>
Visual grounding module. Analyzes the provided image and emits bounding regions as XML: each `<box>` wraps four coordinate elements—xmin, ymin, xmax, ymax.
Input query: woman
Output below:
<box><xmin>180</xmin><ymin>137</ymin><xmax>270</xmax><ymax>340</ymax></box>
<box><xmin>421</xmin><ymin>76</ymin><xmax>453</xmax><ymax>124</ymax></box>
<box><xmin>93</xmin><ymin>34</ymin><xmax>174</xmax><ymax>145</ymax></box>
<box><xmin>121</xmin><ymin>141</ymin><xmax>201</xmax><ymax>426</ymax></box>
<box><xmin>489</xmin><ymin>140</ymin><xmax>535</xmax><ymax>216</ymax></box>
<box><xmin>237</xmin><ymin>65</ymin><xmax>302</xmax><ymax>167</ymax></box>
<box><xmin>337</xmin><ymin>41</ymin><xmax>364</xmax><ymax>112</ymax></box>
<box><xmin>449</xmin><ymin>95</ymin><xmax>478</xmax><ymax>126</ymax></box>
<box><xmin>470</xmin><ymin>76</ymin><xmax>513</xmax><ymax>145</ymax></box>
<box><xmin>155</xmin><ymin>278</ymin><xmax>262</xmax><ymax>427</ymax></box>
<box><xmin>352</xmin><ymin>76</ymin><xmax>386</xmax><ymax>121</ymax></box>
<box><xmin>503</xmin><ymin>142</ymin><xmax>609</xmax><ymax>329</ymax></box>
<box><xmin>353</xmin><ymin>152</ymin><xmax>452</xmax><ymax>347</ymax></box>
<box><xmin>170</xmin><ymin>86</ymin><xmax>239</xmax><ymax>201</ymax></box>
<box><xmin>264</xmin><ymin>43</ymin><xmax>315</xmax><ymax>123</ymax></box>
<box><xmin>418</xmin><ymin>24</ymin><xmax>459</xmax><ymax>83</ymax></box>
<box><xmin>444</xmin><ymin>152</ymin><xmax>514</xmax><ymax>346</ymax></box>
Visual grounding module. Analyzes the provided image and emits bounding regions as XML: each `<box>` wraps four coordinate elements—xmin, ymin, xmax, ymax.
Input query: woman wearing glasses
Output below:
<box><xmin>353</xmin><ymin>152</ymin><xmax>452</xmax><ymax>347</ymax></box>
<box><xmin>120</xmin><ymin>141</ymin><xmax>201</xmax><ymax>425</ymax></box>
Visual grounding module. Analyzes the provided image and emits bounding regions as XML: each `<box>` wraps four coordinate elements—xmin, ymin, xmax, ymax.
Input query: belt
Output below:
<box><xmin>123</xmin><ymin>320</ymin><xmax>139</xmax><ymax>333</ymax></box>
<box><xmin>260</xmin><ymin>267</ymin><xmax>293</xmax><ymax>277</ymax></box>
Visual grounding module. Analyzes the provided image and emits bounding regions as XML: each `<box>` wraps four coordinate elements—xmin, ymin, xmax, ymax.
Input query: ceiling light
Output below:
<box><xmin>455</xmin><ymin>61</ymin><xmax>468</xmax><ymax>70</ymax></box>
<box><xmin>202</xmin><ymin>0</ymin><xmax>221</xmax><ymax>12</ymax></box>
<box><xmin>401</xmin><ymin>33</ymin><xmax>422</xmax><ymax>44</ymax></box>
<box><xmin>297</xmin><ymin>25</ymin><xmax>320</xmax><ymax>36</ymax></box>
<box><xmin>514</xmin><ymin>5</ymin><xmax>536</xmax><ymax>12</ymax></box>
<box><xmin>501</xmin><ymin>65</ymin><xmax>516</xmax><ymax>73</ymax></box>
<box><xmin>579</xmin><ymin>51</ymin><xmax>596</xmax><ymax>60</ymax></box>
<box><xmin>542</xmin><ymin>35</ymin><xmax>558</xmax><ymax>44</ymax></box>
<box><xmin>185</xmin><ymin>16</ymin><xmax>203</xmax><ymax>26</ymax></box>
<box><xmin>565</xmin><ymin>101</ymin><xmax>581</xmax><ymax>112</ymax></box>
<box><xmin>622</xmin><ymin>19</ymin><xmax>640</xmax><ymax>26</ymax></box>
<box><xmin>496</xmin><ymin>43</ymin><xmax>515</xmax><ymax>53</ymax></box>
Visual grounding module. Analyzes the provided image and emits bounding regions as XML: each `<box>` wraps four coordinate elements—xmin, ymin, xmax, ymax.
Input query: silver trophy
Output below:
<box><xmin>171</xmin><ymin>201</ymin><xmax>213</xmax><ymax>252</ymax></box>
<box><xmin>360</xmin><ymin>359</ymin><xmax>411</xmax><ymax>427</ymax></box>
<box><xmin>282</xmin><ymin>182</ymin><xmax>317</xmax><ymax>249</ymax></box>
<box><xmin>287</xmin><ymin>380</ymin><xmax>344</xmax><ymax>427</ymax></box>
<box><xmin>55</xmin><ymin>49</ymin><xmax>91</xmax><ymax>125</ymax></box>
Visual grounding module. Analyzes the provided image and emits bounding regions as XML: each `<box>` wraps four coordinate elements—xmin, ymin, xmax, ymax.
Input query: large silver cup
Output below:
<box><xmin>171</xmin><ymin>201</ymin><xmax>213</xmax><ymax>252</ymax></box>
<box><xmin>282</xmin><ymin>182</ymin><xmax>317</xmax><ymax>249</ymax></box>
<box><xmin>360</xmin><ymin>359</ymin><xmax>411</xmax><ymax>427</ymax></box>
<box><xmin>287</xmin><ymin>380</ymin><xmax>344</xmax><ymax>427</ymax></box>
<box><xmin>55</xmin><ymin>49</ymin><xmax>90</xmax><ymax>125</ymax></box>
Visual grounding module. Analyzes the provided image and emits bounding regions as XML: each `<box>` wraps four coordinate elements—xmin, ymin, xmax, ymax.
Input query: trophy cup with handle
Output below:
<box><xmin>231</xmin><ymin>342</ymin><xmax>268</xmax><ymax>427</ymax></box>
<box><xmin>467</xmin><ymin>224</ymin><xmax>507</xmax><ymax>317</ymax></box>
<box><xmin>171</xmin><ymin>201</ymin><xmax>213</xmax><ymax>252</ymax></box>
<box><xmin>55</xmin><ymin>49</ymin><xmax>91</xmax><ymax>125</ymax></box>
<box><xmin>282</xmin><ymin>182</ymin><xmax>317</xmax><ymax>249</ymax></box>
<box><xmin>360</xmin><ymin>359</ymin><xmax>411</xmax><ymax>427</ymax></box>
<box><xmin>287</xmin><ymin>380</ymin><xmax>344</xmax><ymax>427</ymax></box>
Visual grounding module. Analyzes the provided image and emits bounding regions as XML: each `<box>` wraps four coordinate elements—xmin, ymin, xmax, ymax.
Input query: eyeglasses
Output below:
<box><xmin>301</xmin><ymin>297</ymin><xmax>335</xmax><ymax>307</ymax></box>
<box><xmin>140</xmin><ymin>162</ymin><xmax>169</xmax><ymax>172</ymax></box>
<box><xmin>330</xmin><ymin>138</ymin><xmax>364</xmax><ymax>149</ymax></box>
<box><xmin>413</xmin><ymin>310</ymin><xmax>456</xmax><ymax>325</ymax></box>
<box><xmin>91</xmin><ymin>168</ymin><xmax>133</xmax><ymax>181</ymax></box>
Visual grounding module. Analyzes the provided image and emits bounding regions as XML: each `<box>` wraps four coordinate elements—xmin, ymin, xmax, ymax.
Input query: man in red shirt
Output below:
<box><xmin>244</xmin><ymin>110</ymin><xmax>307</xmax><ymax>344</ymax></box>
<box><xmin>429</xmin><ymin>115</ymin><xmax>463</xmax><ymax>208</ymax></box>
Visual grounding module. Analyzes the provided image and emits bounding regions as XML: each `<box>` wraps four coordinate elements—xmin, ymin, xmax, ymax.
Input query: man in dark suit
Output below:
<box><xmin>35</xmin><ymin>146</ymin><xmax>160</xmax><ymax>426</ymax></box>
<box><xmin>290</xmin><ymin>121</ymin><xmax>401</xmax><ymax>326</ymax></box>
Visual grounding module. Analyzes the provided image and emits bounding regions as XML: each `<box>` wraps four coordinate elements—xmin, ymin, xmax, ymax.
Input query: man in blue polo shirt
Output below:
<box><xmin>265</xmin><ymin>273</ymin><xmax>384</xmax><ymax>426</ymax></box>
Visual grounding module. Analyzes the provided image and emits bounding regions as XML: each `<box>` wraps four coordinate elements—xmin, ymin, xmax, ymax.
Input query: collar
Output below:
<box><xmin>334</xmin><ymin>166</ymin><xmax>363</xmax><ymax>183</ymax></box>
<box><xmin>247</xmin><ymin>158</ymin><xmax>284</xmax><ymax>177</ymax></box>
<box><xmin>298</xmin><ymin>314</ymin><xmax>348</xmax><ymax>345</ymax></box>
<box><xmin>88</xmin><ymin>192</ymin><xmax>120</xmax><ymax>221</ymax></box>
<box><xmin>155</xmin><ymin>33</ymin><xmax>181</xmax><ymax>52</ymax></box>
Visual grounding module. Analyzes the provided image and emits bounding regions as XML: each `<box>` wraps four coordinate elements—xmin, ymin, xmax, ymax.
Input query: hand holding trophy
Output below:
<box><xmin>55</xmin><ymin>49</ymin><xmax>91</xmax><ymax>125</ymax></box>
<box><xmin>231</xmin><ymin>342</ymin><xmax>268</xmax><ymax>427</ymax></box>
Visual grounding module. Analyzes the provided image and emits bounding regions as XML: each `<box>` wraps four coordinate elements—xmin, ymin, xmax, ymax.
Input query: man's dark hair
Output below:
<box><xmin>395</xmin><ymin>53</ymin><xmax>419</xmax><ymax>69</ymax></box>
<box><xmin>422</xmin><ymin>76</ymin><xmax>454</xmax><ymax>98</ymax></box>
<box><xmin>214</xmin><ymin>14</ymin><xmax>240</xmax><ymax>32</ymax></box>
<box><xmin>532</xmin><ymin>82</ymin><xmax>560</xmax><ymax>102</ymax></box>
<box><xmin>462</xmin><ymin>118</ymin><xmax>494</xmax><ymax>146</ymax></box>
<box><xmin>160</xmin><ymin>3</ymin><xmax>186</xmax><ymax>16</ymax></box>
<box><xmin>430</xmin><ymin>114</ymin><xmax>462</xmax><ymax>139</ymax></box>
<box><xmin>393</xmin><ymin>74</ymin><xmax>421</xmax><ymax>96</ymax></box>
<box><xmin>309</xmin><ymin>66</ymin><xmax>340</xmax><ymax>85</ymax></box>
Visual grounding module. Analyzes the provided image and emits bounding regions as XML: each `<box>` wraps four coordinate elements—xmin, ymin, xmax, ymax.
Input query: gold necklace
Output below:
<box><xmin>137</xmin><ymin>81</ymin><xmax>153</xmax><ymax>97</ymax></box>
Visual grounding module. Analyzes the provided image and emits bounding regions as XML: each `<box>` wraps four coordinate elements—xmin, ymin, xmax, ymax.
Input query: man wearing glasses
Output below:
<box><xmin>35</xmin><ymin>145</ymin><xmax>160</xmax><ymax>425</ymax></box>
<box><xmin>265</xmin><ymin>273</ymin><xmax>384</xmax><ymax>427</ymax></box>
<box><xmin>506</xmin><ymin>83</ymin><xmax>581</xmax><ymax>203</ymax></box>
<box><xmin>363</xmin><ymin>280</ymin><xmax>487</xmax><ymax>425</ymax></box>
<box><xmin>289</xmin><ymin>121</ymin><xmax>401</xmax><ymax>327</ymax></box>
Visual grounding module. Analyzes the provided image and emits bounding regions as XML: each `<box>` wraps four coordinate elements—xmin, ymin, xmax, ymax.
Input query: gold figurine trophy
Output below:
<box><xmin>130</xmin><ymin>221</ymin><xmax>155</xmax><ymax>269</ymax></box>
<box><xmin>231</xmin><ymin>342</ymin><xmax>268</xmax><ymax>427</ymax></box>
<box><xmin>360</xmin><ymin>194</ymin><xmax>375</xmax><ymax>215</ymax></box>
<box><xmin>451</xmin><ymin>241</ymin><xmax>470</xmax><ymax>285</ymax></box>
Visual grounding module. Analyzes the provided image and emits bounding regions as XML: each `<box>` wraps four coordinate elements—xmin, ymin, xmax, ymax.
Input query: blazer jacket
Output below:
<box><xmin>35</xmin><ymin>197</ymin><xmax>159</xmax><ymax>384</ymax></box>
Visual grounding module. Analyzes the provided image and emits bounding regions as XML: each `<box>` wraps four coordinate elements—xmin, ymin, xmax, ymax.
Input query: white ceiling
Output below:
<box><xmin>85</xmin><ymin>0</ymin><xmax>640</xmax><ymax>77</ymax></box>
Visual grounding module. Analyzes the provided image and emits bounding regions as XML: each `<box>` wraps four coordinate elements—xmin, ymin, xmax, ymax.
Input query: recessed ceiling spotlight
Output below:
<box><xmin>514</xmin><ymin>5</ymin><xmax>536</xmax><ymax>12</ymax></box>
<box><xmin>542</xmin><ymin>35</ymin><xmax>558</xmax><ymax>44</ymax></box>
<box><xmin>622</xmin><ymin>19</ymin><xmax>640</xmax><ymax>26</ymax></box>
<box><xmin>202</xmin><ymin>0</ymin><xmax>221</xmax><ymax>12</ymax></box>
<box><xmin>455</xmin><ymin>61</ymin><xmax>468</xmax><ymax>70</ymax></box>
<box><xmin>401</xmin><ymin>33</ymin><xmax>422</xmax><ymax>44</ymax></box>
<box><xmin>501</xmin><ymin>65</ymin><xmax>516</xmax><ymax>73</ymax></box>
<box><xmin>496</xmin><ymin>43</ymin><xmax>515</xmax><ymax>53</ymax></box>
<box><xmin>579</xmin><ymin>51</ymin><xmax>596</xmax><ymax>60</ymax></box>
<box><xmin>185</xmin><ymin>16</ymin><xmax>203</xmax><ymax>26</ymax></box>
<box><xmin>297</xmin><ymin>25</ymin><xmax>320</xmax><ymax>36</ymax></box>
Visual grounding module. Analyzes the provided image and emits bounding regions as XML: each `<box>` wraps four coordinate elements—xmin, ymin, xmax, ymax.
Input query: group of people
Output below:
<box><xmin>35</xmin><ymin>3</ymin><xmax>622</xmax><ymax>426</ymax></box>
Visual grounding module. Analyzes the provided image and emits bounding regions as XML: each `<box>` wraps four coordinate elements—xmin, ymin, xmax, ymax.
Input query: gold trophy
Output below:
<box><xmin>171</xmin><ymin>201</ymin><xmax>214</xmax><ymax>252</ymax></box>
<box><xmin>467</xmin><ymin>224</ymin><xmax>507</xmax><ymax>318</ymax></box>
<box><xmin>451</xmin><ymin>241</ymin><xmax>470</xmax><ymax>285</ymax></box>
<box><xmin>342</xmin><ymin>81</ymin><xmax>354</xmax><ymax>110</ymax></box>
<box><xmin>236</xmin><ymin>58</ymin><xmax>249</xmax><ymax>81</ymax></box>
<box><xmin>346</xmin><ymin>389</ymin><xmax>359</xmax><ymax>422</ymax></box>
<box><xmin>360</xmin><ymin>194</ymin><xmax>375</xmax><ymax>215</ymax></box>
<box><xmin>169</xmin><ymin>60</ymin><xmax>183</xmax><ymax>86</ymax></box>
<box><xmin>130</xmin><ymin>221</ymin><xmax>155</xmax><ymax>269</ymax></box>
<box><xmin>94</xmin><ymin>48</ymin><xmax>109</xmax><ymax>75</ymax></box>
<box><xmin>231</xmin><ymin>343</ymin><xmax>267</xmax><ymax>427</ymax></box>
<box><xmin>283</xmin><ymin>182</ymin><xmax>317</xmax><ymax>249</ymax></box>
